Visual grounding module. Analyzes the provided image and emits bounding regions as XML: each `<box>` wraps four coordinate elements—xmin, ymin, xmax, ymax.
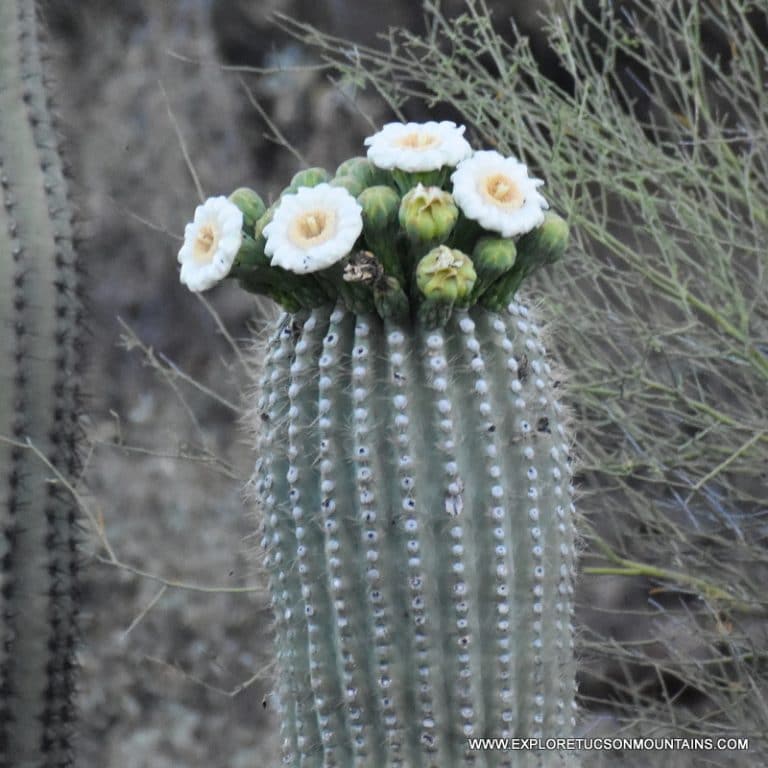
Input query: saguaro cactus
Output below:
<box><xmin>177</xmin><ymin>120</ymin><xmax>578</xmax><ymax>766</ymax></box>
<box><xmin>255</xmin><ymin>300</ymin><xmax>577</xmax><ymax>767</ymax></box>
<box><xmin>0</xmin><ymin>2</ymin><xmax>83</xmax><ymax>766</ymax></box>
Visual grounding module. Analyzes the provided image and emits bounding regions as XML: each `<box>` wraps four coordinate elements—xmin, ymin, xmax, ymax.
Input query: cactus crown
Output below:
<box><xmin>176</xmin><ymin>122</ymin><xmax>569</xmax><ymax>327</ymax></box>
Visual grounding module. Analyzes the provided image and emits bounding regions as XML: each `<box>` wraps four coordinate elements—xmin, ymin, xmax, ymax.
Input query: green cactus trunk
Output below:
<box><xmin>252</xmin><ymin>298</ymin><xmax>578</xmax><ymax>768</ymax></box>
<box><xmin>0</xmin><ymin>1</ymin><xmax>83</xmax><ymax>766</ymax></box>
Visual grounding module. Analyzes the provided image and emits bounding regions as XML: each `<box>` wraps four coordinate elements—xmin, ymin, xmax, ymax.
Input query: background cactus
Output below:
<box><xmin>0</xmin><ymin>1</ymin><xmax>83</xmax><ymax>765</ymax></box>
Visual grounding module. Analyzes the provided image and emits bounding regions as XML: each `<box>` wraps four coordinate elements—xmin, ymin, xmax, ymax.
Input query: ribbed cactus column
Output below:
<box><xmin>253</xmin><ymin>299</ymin><xmax>578</xmax><ymax>768</ymax></box>
<box><xmin>173</xmin><ymin>117</ymin><xmax>578</xmax><ymax>767</ymax></box>
<box><xmin>0</xmin><ymin>1</ymin><xmax>83</xmax><ymax>766</ymax></box>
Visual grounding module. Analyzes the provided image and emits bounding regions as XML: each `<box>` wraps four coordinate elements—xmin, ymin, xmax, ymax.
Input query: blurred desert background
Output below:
<box><xmin>36</xmin><ymin>1</ymin><xmax>766</xmax><ymax>766</ymax></box>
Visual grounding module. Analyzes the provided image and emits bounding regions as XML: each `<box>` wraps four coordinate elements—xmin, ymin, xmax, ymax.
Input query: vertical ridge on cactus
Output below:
<box><xmin>0</xmin><ymin>1</ymin><xmax>83</xmax><ymax>766</ymax></box>
<box><xmin>250</xmin><ymin>299</ymin><xmax>578</xmax><ymax>767</ymax></box>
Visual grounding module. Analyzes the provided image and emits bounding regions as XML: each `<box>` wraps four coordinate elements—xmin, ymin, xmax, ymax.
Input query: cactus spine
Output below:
<box><xmin>0</xmin><ymin>1</ymin><xmax>83</xmax><ymax>766</ymax></box>
<box><xmin>253</xmin><ymin>300</ymin><xmax>578</xmax><ymax>767</ymax></box>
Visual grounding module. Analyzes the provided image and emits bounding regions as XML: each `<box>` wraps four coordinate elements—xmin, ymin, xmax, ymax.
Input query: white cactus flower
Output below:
<box><xmin>177</xmin><ymin>196</ymin><xmax>243</xmax><ymax>292</ymax></box>
<box><xmin>451</xmin><ymin>150</ymin><xmax>549</xmax><ymax>237</ymax></box>
<box><xmin>364</xmin><ymin>121</ymin><xmax>473</xmax><ymax>172</ymax></box>
<box><xmin>264</xmin><ymin>183</ymin><xmax>363</xmax><ymax>274</ymax></box>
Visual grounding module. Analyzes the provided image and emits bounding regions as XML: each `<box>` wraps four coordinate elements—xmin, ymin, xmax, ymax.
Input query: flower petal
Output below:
<box><xmin>365</xmin><ymin>121</ymin><xmax>473</xmax><ymax>172</ymax></box>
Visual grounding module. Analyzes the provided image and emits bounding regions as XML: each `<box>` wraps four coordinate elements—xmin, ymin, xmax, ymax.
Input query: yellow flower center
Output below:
<box><xmin>289</xmin><ymin>210</ymin><xmax>336</xmax><ymax>247</ymax></box>
<box><xmin>395</xmin><ymin>131</ymin><xmax>440</xmax><ymax>150</ymax></box>
<box><xmin>193</xmin><ymin>224</ymin><xmax>218</xmax><ymax>264</ymax></box>
<box><xmin>482</xmin><ymin>173</ymin><xmax>524</xmax><ymax>208</ymax></box>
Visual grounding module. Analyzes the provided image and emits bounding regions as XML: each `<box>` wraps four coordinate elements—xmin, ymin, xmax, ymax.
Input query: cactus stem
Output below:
<box><xmin>384</xmin><ymin>321</ymin><xmax>453</xmax><ymax>767</ymax></box>
<box><xmin>352</xmin><ymin>314</ymin><xmax>411</xmax><ymax>768</ymax></box>
<box><xmin>290</xmin><ymin>306</ymin><xmax>353</xmax><ymax>764</ymax></box>
<box><xmin>1</xmin><ymin>2</ymin><xmax>82</xmax><ymax>764</ymax></box>
<box><xmin>253</xmin><ymin>298</ymin><xmax>580</xmax><ymax>767</ymax></box>
<box><xmin>256</xmin><ymin>317</ymin><xmax>302</xmax><ymax>764</ymax></box>
<box><xmin>318</xmin><ymin>306</ymin><xmax>383</xmax><ymax>763</ymax></box>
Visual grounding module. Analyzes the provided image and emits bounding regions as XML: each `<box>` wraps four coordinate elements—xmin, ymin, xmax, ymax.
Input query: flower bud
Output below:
<box><xmin>399</xmin><ymin>184</ymin><xmax>458</xmax><ymax>254</ymax></box>
<box><xmin>373</xmin><ymin>274</ymin><xmax>409</xmax><ymax>322</ymax></box>
<box><xmin>358</xmin><ymin>185</ymin><xmax>404</xmax><ymax>283</ymax></box>
<box><xmin>359</xmin><ymin>185</ymin><xmax>400</xmax><ymax>233</ymax></box>
<box><xmin>515</xmin><ymin>211</ymin><xmax>569</xmax><ymax>269</ymax></box>
<box><xmin>286</xmin><ymin>167</ymin><xmax>331</xmax><ymax>194</ymax></box>
<box><xmin>329</xmin><ymin>175</ymin><xmax>366</xmax><ymax>198</ymax></box>
<box><xmin>480</xmin><ymin>213</ymin><xmax>568</xmax><ymax>311</ymax></box>
<box><xmin>237</xmin><ymin>204</ymin><xmax>277</xmax><ymax>270</ymax></box>
<box><xmin>416</xmin><ymin>245</ymin><xmax>476</xmax><ymax>304</ymax></box>
<box><xmin>228</xmin><ymin>187</ymin><xmax>266</xmax><ymax>232</ymax></box>
<box><xmin>335</xmin><ymin>156</ymin><xmax>389</xmax><ymax>189</ymax></box>
<box><xmin>469</xmin><ymin>236</ymin><xmax>517</xmax><ymax>302</ymax></box>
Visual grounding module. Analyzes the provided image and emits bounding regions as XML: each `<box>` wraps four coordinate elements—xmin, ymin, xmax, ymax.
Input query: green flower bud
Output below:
<box><xmin>469</xmin><ymin>236</ymin><xmax>517</xmax><ymax>302</ymax></box>
<box><xmin>399</xmin><ymin>184</ymin><xmax>458</xmax><ymax>254</ymax></box>
<box><xmin>336</xmin><ymin>155</ymin><xmax>370</xmax><ymax>177</ymax></box>
<box><xmin>516</xmin><ymin>211</ymin><xmax>569</xmax><ymax>270</ymax></box>
<box><xmin>228</xmin><ymin>187</ymin><xmax>266</xmax><ymax>232</ymax></box>
<box><xmin>329</xmin><ymin>175</ymin><xmax>366</xmax><ymax>198</ymax></box>
<box><xmin>254</xmin><ymin>203</ymin><xmax>277</xmax><ymax>242</ymax></box>
<box><xmin>358</xmin><ymin>185</ymin><xmax>404</xmax><ymax>283</ymax></box>
<box><xmin>359</xmin><ymin>185</ymin><xmax>400</xmax><ymax>232</ymax></box>
<box><xmin>391</xmin><ymin>166</ymin><xmax>450</xmax><ymax>196</ymax></box>
<box><xmin>335</xmin><ymin>156</ymin><xmax>389</xmax><ymax>188</ymax></box>
<box><xmin>373</xmin><ymin>274</ymin><xmax>410</xmax><ymax>323</ymax></box>
<box><xmin>480</xmin><ymin>213</ymin><xmax>569</xmax><ymax>311</ymax></box>
<box><xmin>286</xmin><ymin>167</ymin><xmax>331</xmax><ymax>194</ymax></box>
<box><xmin>416</xmin><ymin>245</ymin><xmax>476</xmax><ymax>304</ymax></box>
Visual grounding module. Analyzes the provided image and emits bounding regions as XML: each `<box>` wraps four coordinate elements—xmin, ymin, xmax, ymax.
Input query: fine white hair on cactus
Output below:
<box><xmin>177</xmin><ymin>195</ymin><xmax>243</xmax><ymax>292</ymax></box>
<box><xmin>451</xmin><ymin>150</ymin><xmax>549</xmax><ymax>237</ymax></box>
<box><xmin>264</xmin><ymin>183</ymin><xmax>363</xmax><ymax>274</ymax></box>
<box><xmin>364</xmin><ymin>120</ymin><xmax>473</xmax><ymax>171</ymax></box>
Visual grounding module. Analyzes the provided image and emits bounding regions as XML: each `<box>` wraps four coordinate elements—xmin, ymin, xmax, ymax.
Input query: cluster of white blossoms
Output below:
<box><xmin>177</xmin><ymin>121</ymin><xmax>549</xmax><ymax>291</ymax></box>
<box><xmin>365</xmin><ymin>121</ymin><xmax>548</xmax><ymax>237</ymax></box>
